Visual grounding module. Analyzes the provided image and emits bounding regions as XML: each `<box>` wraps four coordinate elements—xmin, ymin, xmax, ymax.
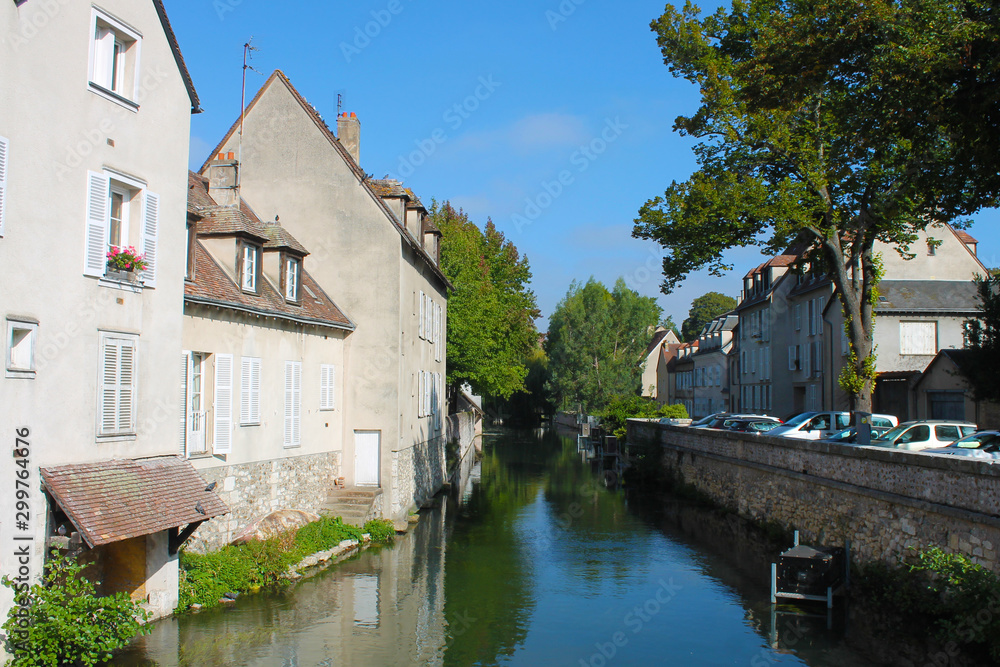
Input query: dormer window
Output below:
<box><xmin>240</xmin><ymin>242</ymin><xmax>260</xmax><ymax>293</ymax></box>
<box><xmin>284</xmin><ymin>257</ymin><xmax>300</xmax><ymax>303</ymax></box>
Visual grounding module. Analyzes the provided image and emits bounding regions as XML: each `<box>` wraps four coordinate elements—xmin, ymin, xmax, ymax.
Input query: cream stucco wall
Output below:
<box><xmin>203</xmin><ymin>76</ymin><xmax>447</xmax><ymax>518</ymax></box>
<box><xmin>0</xmin><ymin>0</ymin><xmax>195</xmax><ymax>621</ymax></box>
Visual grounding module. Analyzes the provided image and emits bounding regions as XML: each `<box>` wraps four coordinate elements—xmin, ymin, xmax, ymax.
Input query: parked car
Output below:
<box><xmin>769</xmin><ymin>411</ymin><xmax>897</xmax><ymax>440</ymax></box>
<box><xmin>822</xmin><ymin>426</ymin><xmax>893</xmax><ymax>445</ymax></box>
<box><xmin>922</xmin><ymin>431</ymin><xmax>1000</xmax><ymax>460</ymax></box>
<box><xmin>726</xmin><ymin>418</ymin><xmax>783</xmax><ymax>434</ymax></box>
<box><xmin>688</xmin><ymin>413</ymin><xmax>729</xmax><ymax>428</ymax></box>
<box><xmin>871</xmin><ymin>420</ymin><xmax>977</xmax><ymax>451</ymax></box>
<box><xmin>695</xmin><ymin>414</ymin><xmax>782</xmax><ymax>430</ymax></box>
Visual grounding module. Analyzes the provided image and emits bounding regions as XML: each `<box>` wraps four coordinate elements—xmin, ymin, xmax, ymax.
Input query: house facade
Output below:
<box><xmin>199</xmin><ymin>71</ymin><xmax>450</xmax><ymax>520</ymax></box>
<box><xmin>181</xmin><ymin>170</ymin><xmax>355</xmax><ymax>550</ymax></box>
<box><xmin>640</xmin><ymin>327</ymin><xmax>680</xmax><ymax>401</ymax></box>
<box><xmin>0</xmin><ymin>0</ymin><xmax>225</xmax><ymax>620</ymax></box>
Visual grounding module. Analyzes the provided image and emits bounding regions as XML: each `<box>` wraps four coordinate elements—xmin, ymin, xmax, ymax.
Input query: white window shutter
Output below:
<box><xmin>0</xmin><ymin>135</ymin><xmax>8</xmax><ymax>236</ymax></box>
<box><xmin>85</xmin><ymin>171</ymin><xmax>109</xmax><ymax>277</ymax></box>
<box><xmin>419</xmin><ymin>291</ymin><xmax>425</xmax><ymax>339</ymax></box>
<box><xmin>93</xmin><ymin>27</ymin><xmax>114</xmax><ymax>89</ymax></box>
<box><xmin>284</xmin><ymin>361</ymin><xmax>302</xmax><ymax>446</ymax></box>
<box><xmin>240</xmin><ymin>357</ymin><xmax>253</xmax><ymax>424</ymax></box>
<box><xmin>180</xmin><ymin>352</ymin><xmax>190</xmax><ymax>455</ymax></box>
<box><xmin>116</xmin><ymin>339</ymin><xmax>135</xmax><ymax>433</ymax></box>
<box><xmin>320</xmin><ymin>364</ymin><xmax>336</xmax><ymax>410</ymax></box>
<box><xmin>141</xmin><ymin>191</ymin><xmax>159</xmax><ymax>286</ymax></box>
<box><xmin>99</xmin><ymin>340</ymin><xmax>119</xmax><ymax>436</ymax></box>
<box><xmin>251</xmin><ymin>358</ymin><xmax>261</xmax><ymax>422</ymax></box>
<box><xmin>213</xmin><ymin>354</ymin><xmax>233</xmax><ymax>454</ymax></box>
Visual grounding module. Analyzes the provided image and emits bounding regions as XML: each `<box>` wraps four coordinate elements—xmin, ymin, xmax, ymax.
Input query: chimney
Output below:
<box><xmin>338</xmin><ymin>112</ymin><xmax>360</xmax><ymax>165</ymax></box>
<box><xmin>208</xmin><ymin>152</ymin><xmax>239</xmax><ymax>207</ymax></box>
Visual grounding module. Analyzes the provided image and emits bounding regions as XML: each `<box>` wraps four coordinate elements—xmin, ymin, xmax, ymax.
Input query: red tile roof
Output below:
<box><xmin>186</xmin><ymin>242</ymin><xmax>353</xmax><ymax>330</ymax></box>
<box><xmin>40</xmin><ymin>457</ymin><xmax>227</xmax><ymax>548</ymax></box>
<box><xmin>955</xmin><ymin>229</ymin><xmax>978</xmax><ymax>245</ymax></box>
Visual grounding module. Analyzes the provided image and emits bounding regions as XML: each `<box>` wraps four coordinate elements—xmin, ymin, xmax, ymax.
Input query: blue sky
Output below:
<box><xmin>172</xmin><ymin>0</ymin><xmax>1000</xmax><ymax>329</ymax></box>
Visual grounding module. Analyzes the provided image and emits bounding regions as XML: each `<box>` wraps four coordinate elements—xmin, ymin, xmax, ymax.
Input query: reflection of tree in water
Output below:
<box><xmin>442</xmin><ymin>431</ymin><xmax>557</xmax><ymax>666</ymax></box>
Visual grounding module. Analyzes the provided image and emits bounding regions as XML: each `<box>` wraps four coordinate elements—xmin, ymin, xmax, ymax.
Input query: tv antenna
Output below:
<box><xmin>238</xmin><ymin>38</ymin><xmax>262</xmax><ymax>198</ymax></box>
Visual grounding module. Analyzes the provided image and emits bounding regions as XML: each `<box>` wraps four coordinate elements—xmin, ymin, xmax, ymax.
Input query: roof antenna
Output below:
<box><xmin>238</xmin><ymin>38</ymin><xmax>262</xmax><ymax>201</ymax></box>
<box><xmin>337</xmin><ymin>93</ymin><xmax>343</xmax><ymax>120</ymax></box>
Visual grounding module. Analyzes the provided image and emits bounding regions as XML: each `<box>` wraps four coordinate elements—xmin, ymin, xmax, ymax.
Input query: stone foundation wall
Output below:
<box><xmin>188</xmin><ymin>451</ymin><xmax>341</xmax><ymax>553</ymax></box>
<box><xmin>390</xmin><ymin>435</ymin><xmax>447</xmax><ymax>519</ymax></box>
<box><xmin>628</xmin><ymin>420</ymin><xmax>1000</xmax><ymax>571</ymax></box>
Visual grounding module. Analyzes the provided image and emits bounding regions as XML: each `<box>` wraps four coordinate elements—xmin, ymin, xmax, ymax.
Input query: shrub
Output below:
<box><xmin>601</xmin><ymin>394</ymin><xmax>689</xmax><ymax>439</ymax></box>
<box><xmin>1</xmin><ymin>551</ymin><xmax>150</xmax><ymax>667</ymax></box>
<box><xmin>363</xmin><ymin>519</ymin><xmax>396</xmax><ymax>543</ymax></box>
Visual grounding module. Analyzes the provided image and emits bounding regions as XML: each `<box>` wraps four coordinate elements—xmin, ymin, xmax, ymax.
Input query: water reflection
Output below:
<box><xmin>114</xmin><ymin>429</ymin><xmax>876</xmax><ymax>667</ymax></box>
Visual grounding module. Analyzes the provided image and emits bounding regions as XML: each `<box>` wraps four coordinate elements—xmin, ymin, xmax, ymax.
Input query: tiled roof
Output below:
<box><xmin>645</xmin><ymin>329</ymin><xmax>672</xmax><ymax>357</ymax></box>
<box><xmin>197</xmin><ymin>206</ymin><xmax>270</xmax><ymax>240</ymax></box>
<box><xmin>954</xmin><ymin>230</ymin><xmax>978</xmax><ymax>245</ymax></box>
<box><xmin>370</xmin><ymin>179</ymin><xmax>407</xmax><ymax>198</ymax></box>
<box><xmin>404</xmin><ymin>188</ymin><xmax>427</xmax><ymax>210</ymax></box>
<box><xmin>40</xmin><ymin>457</ymin><xmax>227</xmax><ymax>548</ymax></box>
<box><xmin>186</xmin><ymin>242</ymin><xmax>353</xmax><ymax>330</ymax></box>
<box><xmin>261</xmin><ymin>222</ymin><xmax>309</xmax><ymax>255</ymax></box>
<box><xmin>875</xmin><ymin>280</ymin><xmax>980</xmax><ymax>313</ymax></box>
<box><xmin>199</xmin><ymin>70</ymin><xmax>452</xmax><ymax>290</ymax></box>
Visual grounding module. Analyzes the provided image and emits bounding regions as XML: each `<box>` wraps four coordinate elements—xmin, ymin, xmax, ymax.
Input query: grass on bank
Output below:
<box><xmin>178</xmin><ymin>516</ymin><xmax>395</xmax><ymax>611</ymax></box>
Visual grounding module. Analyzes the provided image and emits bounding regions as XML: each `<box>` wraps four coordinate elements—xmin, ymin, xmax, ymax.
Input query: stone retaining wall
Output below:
<box><xmin>390</xmin><ymin>434</ymin><xmax>447</xmax><ymax>519</ymax></box>
<box><xmin>188</xmin><ymin>451</ymin><xmax>341</xmax><ymax>553</ymax></box>
<box><xmin>628</xmin><ymin>420</ymin><xmax>1000</xmax><ymax>570</ymax></box>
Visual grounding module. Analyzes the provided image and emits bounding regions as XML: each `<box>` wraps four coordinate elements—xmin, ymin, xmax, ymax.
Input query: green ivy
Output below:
<box><xmin>1</xmin><ymin>551</ymin><xmax>150</xmax><ymax>667</ymax></box>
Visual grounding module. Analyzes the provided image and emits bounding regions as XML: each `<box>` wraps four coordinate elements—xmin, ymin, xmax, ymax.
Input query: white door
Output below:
<box><xmin>355</xmin><ymin>431</ymin><xmax>380</xmax><ymax>486</ymax></box>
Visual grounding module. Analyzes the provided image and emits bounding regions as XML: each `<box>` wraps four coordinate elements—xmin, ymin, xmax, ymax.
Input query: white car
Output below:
<box><xmin>768</xmin><ymin>411</ymin><xmax>897</xmax><ymax>441</ymax></box>
<box><xmin>923</xmin><ymin>431</ymin><xmax>1000</xmax><ymax>460</ymax></box>
<box><xmin>872</xmin><ymin>421</ymin><xmax>978</xmax><ymax>451</ymax></box>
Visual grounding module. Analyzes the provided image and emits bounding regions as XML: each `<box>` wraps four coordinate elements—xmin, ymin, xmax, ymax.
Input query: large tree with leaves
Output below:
<box><xmin>433</xmin><ymin>202</ymin><xmax>539</xmax><ymax>402</ymax></box>
<box><xmin>545</xmin><ymin>278</ymin><xmax>662</xmax><ymax>412</ymax></box>
<box><xmin>681</xmin><ymin>291</ymin><xmax>737</xmax><ymax>341</ymax></box>
<box><xmin>633</xmin><ymin>0</ymin><xmax>1000</xmax><ymax>412</ymax></box>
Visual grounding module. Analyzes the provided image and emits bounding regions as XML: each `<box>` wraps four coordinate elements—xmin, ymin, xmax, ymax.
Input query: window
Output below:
<box><xmin>284</xmin><ymin>361</ymin><xmax>302</xmax><ymax>447</ymax></box>
<box><xmin>240</xmin><ymin>242</ymin><xmax>260</xmax><ymax>293</ymax></box>
<box><xmin>418</xmin><ymin>291</ymin><xmax>426</xmax><ymax>339</ymax></box>
<box><xmin>85</xmin><ymin>171</ymin><xmax>158</xmax><ymax>285</ymax></box>
<box><xmin>180</xmin><ymin>351</ymin><xmax>210</xmax><ymax>457</ymax></box>
<box><xmin>0</xmin><ymin>135</ymin><xmax>8</xmax><ymax>236</ymax></box>
<box><xmin>936</xmin><ymin>425</ymin><xmax>961</xmax><ymax>442</ymax></box>
<box><xmin>320</xmin><ymin>364</ymin><xmax>336</xmax><ymax>411</ymax></box>
<box><xmin>6</xmin><ymin>319</ymin><xmax>37</xmax><ymax>379</ymax></box>
<box><xmin>89</xmin><ymin>8</ymin><xmax>141</xmax><ymax>107</ymax></box>
<box><xmin>98</xmin><ymin>333</ymin><xmax>137</xmax><ymax>437</ymax></box>
<box><xmin>900</xmin><ymin>322</ymin><xmax>937</xmax><ymax>355</ymax></box>
<box><xmin>284</xmin><ymin>257</ymin><xmax>300</xmax><ymax>302</ymax></box>
<box><xmin>240</xmin><ymin>357</ymin><xmax>261</xmax><ymax>425</ymax></box>
<box><xmin>794</xmin><ymin>304</ymin><xmax>801</xmax><ymax>331</ymax></box>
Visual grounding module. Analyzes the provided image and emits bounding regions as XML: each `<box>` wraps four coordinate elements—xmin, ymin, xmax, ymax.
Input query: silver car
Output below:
<box><xmin>923</xmin><ymin>431</ymin><xmax>1000</xmax><ymax>460</ymax></box>
<box><xmin>872</xmin><ymin>420</ymin><xmax>978</xmax><ymax>451</ymax></box>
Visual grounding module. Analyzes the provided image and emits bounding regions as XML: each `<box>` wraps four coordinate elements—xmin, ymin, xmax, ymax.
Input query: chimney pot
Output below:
<box><xmin>227</xmin><ymin>151</ymin><xmax>235</xmax><ymax>160</ymax></box>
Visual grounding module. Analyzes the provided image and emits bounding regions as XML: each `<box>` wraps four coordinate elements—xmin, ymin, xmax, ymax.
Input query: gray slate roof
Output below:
<box><xmin>875</xmin><ymin>280</ymin><xmax>980</xmax><ymax>314</ymax></box>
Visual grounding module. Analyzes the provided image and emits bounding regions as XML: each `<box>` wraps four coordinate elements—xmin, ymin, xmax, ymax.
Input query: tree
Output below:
<box><xmin>960</xmin><ymin>274</ymin><xmax>1000</xmax><ymax>404</ymax></box>
<box><xmin>661</xmin><ymin>315</ymin><xmax>682</xmax><ymax>340</ymax></box>
<box><xmin>432</xmin><ymin>202</ymin><xmax>539</xmax><ymax>402</ymax></box>
<box><xmin>545</xmin><ymin>278</ymin><xmax>662</xmax><ymax>412</ymax></box>
<box><xmin>633</xmin><ymin>0</ymin><xmax>1000</xmax><ymax>412</ymax></box>
<box><xmin>681</xmin><ymin>292</ymin><xmax>737</xmax><ymax>341</ymax></box>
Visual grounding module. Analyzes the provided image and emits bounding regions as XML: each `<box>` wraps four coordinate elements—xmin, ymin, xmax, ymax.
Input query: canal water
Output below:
<box><xmin>113</xmin><ymin>429</ymin><xmax>877</xmax><ymax>666</ymax></box>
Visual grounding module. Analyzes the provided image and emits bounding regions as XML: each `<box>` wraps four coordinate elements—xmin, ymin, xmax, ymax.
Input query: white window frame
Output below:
<box><xmin>97</xmin><ymin>331</ymin><xmax>137</xmax><ymax>439</ymax></box>
<box><xmin>320</xmin><ymin>364</ymin><xmax>336</xmax><ymax>411</ymax></box>
<box><xmin>285</xmin><ymin>257</ymin><xmax>300</xmax><ymax>302</ymax></box>
<box><xmin>85</xmin><ymin>170</ymin><xmax>157</xmax><ymax>285</ymax></box>
<box><xmin>6</xmin><ymin>319</ymin><xmax>37</xmax><ymax>379</ymax></box>
<box><xmin>284</xmin><ymin>361</ymin><xmax>302</xmax><ymax>448</ymax></box>
<box><xmin>418</xmin><ymin>291</ymin><xmax>426</xmax><ymax>339</ymax></box>
<box><xmin>240</xmin><ymin>357</ymin><xmax>261</xmax><ymax>426</ymax></box>
<box><xmin>88</xmin><ymin>8</ymin><xmax>142</xmax><ymax>110</ymax></box>
<box><xmin>241</xmin><ymin>243</ymin><xmax>258</xmax><ymax>292</ymax></box>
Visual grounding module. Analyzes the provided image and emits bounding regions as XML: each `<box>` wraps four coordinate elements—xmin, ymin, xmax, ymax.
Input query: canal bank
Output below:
<box><xmin>112</xmin><ymin>429</ymin><xmax>880</xmax><ymax>666</ymax></box>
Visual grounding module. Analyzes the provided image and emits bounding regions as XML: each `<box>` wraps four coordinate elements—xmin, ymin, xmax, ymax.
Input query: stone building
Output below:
<box><xmin>198</xmin><ymin>71</ymin><xmax>451</xmax><ymax>520</ymax></box>
<box><xmin>181</xmin><ymin>171</ymin><xmax>355</xmax><ymax>550</ymax></box>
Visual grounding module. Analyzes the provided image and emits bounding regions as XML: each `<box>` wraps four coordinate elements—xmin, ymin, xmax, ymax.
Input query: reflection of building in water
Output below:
<box><xmin>124</xmin><ymin>503</ymin><xmax>449</xmax><ymax>666</ymax></box>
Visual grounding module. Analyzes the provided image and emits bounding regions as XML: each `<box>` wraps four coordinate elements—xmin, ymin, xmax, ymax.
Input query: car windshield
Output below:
<box><xmin>875</xmin><ymin>424</ymin><xmax>910</xmax><ymax>442</ymax></box>
<box><xmin>752</xmin><ymin>421</ymin><xmax>779</xmax><ymax>431</ymax></box>
<box><xmin>690</xmin><ymin>414</ymin><xmax>719</xmax><ymax>427</ymax></box>
<box><xmin>783</xmin><ymin>413</ymin><xmax>814</xmax><ymax>427</ymax></box>
<box><xmin>952</xmin><ymin>433</ymin><xmax>1000</xmax><ymax>449</ymax></box>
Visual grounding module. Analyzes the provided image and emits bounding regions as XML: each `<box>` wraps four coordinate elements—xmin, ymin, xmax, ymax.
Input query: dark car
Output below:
<box><xmin>726</xmin><ymin>418</ymin><xmax>782</xmax><ymax>434</ymax></box>
<box><xmin>823</xmin><ymin>426</ymin><xmax>893</xmax><ymax>445</ymax></box>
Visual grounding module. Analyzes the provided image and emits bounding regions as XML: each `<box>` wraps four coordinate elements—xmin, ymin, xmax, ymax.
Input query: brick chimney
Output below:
<box><xmin>207</xmin><ymin>152</ymin><xmax>239</xmax><ymax>207</ymax></box>
<box><xmin>337</xmin><ymin>112</ymin><xmax>360</xmax><ymax>165</ymax></box>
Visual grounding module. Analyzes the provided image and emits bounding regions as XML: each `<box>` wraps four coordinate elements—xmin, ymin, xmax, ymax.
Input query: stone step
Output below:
<box><xmin>324</xmin><ymin>496</ymin><xmax>373</xmax><ymax>507</ymax></box>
